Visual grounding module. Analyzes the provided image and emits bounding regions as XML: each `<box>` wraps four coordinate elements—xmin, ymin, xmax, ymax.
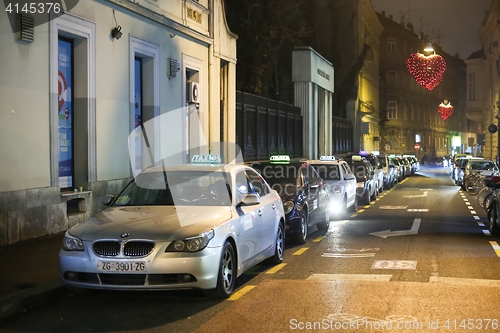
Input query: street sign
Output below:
<box><xmin>414</xmin><ymin>144</ymin><xmax>420</xmax><ymax>150</ymax></box>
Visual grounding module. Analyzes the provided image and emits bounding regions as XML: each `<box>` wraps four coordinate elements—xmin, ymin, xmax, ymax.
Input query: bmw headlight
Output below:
<box><xmin>283</xmin><ymin>200</ymin><xmax>294</xmax><ymax>215</ymax></box>
<box><xmin>62</xmin><ymin>232</ymin><xmax>84</xmax><ymax>251</ymax></box>
<box><xmin>165</xmin><ymin>229</ymin><xmax>215</xmax><ymax>252</ymax></box>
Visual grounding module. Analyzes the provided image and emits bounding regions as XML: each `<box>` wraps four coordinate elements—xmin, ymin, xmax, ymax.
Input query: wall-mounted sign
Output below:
<box><xmin>187</xmin><ymin>8</ymin><xmax>202</xmax><ymax>24</ymax></box>
<box><xmin>415</xmin><ymin>134</ymin><xmax>421</xmax><ymax>143</ymax></box>
<box><xmin>292</xmin><ymin>46</ymin><xmax>334</xmax><ymax>93</ymax></box>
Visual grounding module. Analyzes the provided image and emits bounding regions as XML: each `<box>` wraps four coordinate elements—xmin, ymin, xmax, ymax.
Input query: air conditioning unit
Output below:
<box><xmin>187</xmin><ymin>82</ymin><xmax>199</xmax><ymax>104</ymax></box>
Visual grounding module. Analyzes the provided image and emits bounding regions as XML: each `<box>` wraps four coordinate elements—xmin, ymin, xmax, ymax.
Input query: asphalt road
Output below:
<box><xmin>2</xmin><ymin>166</ymin><xmax>500</xmax><ymax>332</ymax></box>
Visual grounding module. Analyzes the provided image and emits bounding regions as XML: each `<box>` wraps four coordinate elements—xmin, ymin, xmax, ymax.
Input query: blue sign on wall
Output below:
<box><xmin>58</xmin><ymin>39</ymin><xmax>73</xmax><ymax>188</ymax></box>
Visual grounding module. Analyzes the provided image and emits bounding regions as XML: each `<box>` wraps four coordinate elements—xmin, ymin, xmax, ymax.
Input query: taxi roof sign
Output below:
<box><xmin>191</xmin><ymin>154</ymin><xmax>222</xmax><ymax>164</ymax></box>
<box><xmin>352</xmin><ymin>155</ymin><xmax>362</xmax><ymax>161</ymax></box>
<box><xmin>270</xmin><ymin>155</ymin><xmax>290</xmax><ymax>164</ymax></box>
<box><xmin>320</xmin><ymin>156</ymin><xmax>336</xmax><ymax>161</ymax></box>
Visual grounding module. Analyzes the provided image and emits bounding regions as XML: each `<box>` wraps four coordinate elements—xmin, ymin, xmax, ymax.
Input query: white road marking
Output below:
<box><xmin>403</xmin><ymin>191</ymin><xmax>428</xmax><ymax>198</ymax></box>
<box><xmin>379</xmin><ymin>205</ymin><xmax>408</xmax><ymax>210</ymax></box>
<box><xmin>430</xmin><ymin>277</ymin><xmax>500</xmax><ymax>287</ymax></box>
<box><xmin>307</xmin><ymin>274</ymin><xmax>392</xmax><ymax>281</ymax></box>
<box><xmin>407</xmin><ymin>209</ymin><xmax>429</xmax><ymax>212</ymax></box>
<box><xmin>471</xmin><ymin>210</ymin><xmax>477</xmax><ymax>214</ymax></box>
<box><xmin>468</xmin><ymin>206</ymin><xmax>473</xmax><ymax>210</ymax></box>
<box><xmin>478</xmin><ymin>222</ymin><xmax>485</xmax><ymax>226</ymax></box>
<box><xmin>321</xmin><ymin>253</ymin><xmax>376</xmax><ymax>258</ymax></box>
<box><xmin>483</xmin><ymin>230</ymin><xmax>491</xmax><ymax>236</ymax></box>
<box><xmin>370</xmin><ymin>218</ymin><xmax>421</xmax><ymax>238</ymax></box>
<box><xmin>474</xmin><ymin>216</ymin><xmax>480</xmax><ymax>220</ymax></box>
<box><xmin>371</xmin><ymin>260</ymin><xmax>417</xmax><ymax>270</ymax></box>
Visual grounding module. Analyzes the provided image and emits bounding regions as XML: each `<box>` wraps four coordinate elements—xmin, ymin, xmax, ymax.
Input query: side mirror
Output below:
<box><xmin>101</xmin><ymin>195</ymin><xmax>114</xmax><ymax>206</ymax></box>
<box><xmin>239</xmin><ymin>194</ymin><xmax>260</xmax><ymax>206</ymax></box>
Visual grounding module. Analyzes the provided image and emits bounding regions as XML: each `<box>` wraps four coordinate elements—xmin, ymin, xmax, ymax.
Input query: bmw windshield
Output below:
<box><xmin>114</xmin><ymin>171</ymin><xmax>232</xmax><ymax>206</ymax></box>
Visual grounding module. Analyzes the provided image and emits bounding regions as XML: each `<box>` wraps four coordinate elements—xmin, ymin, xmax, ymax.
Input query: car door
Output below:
<box><xmin>246</xmin><ymin>169</ymin><xmax>276</xmax><ymax>254</ymax></box>
<box><xmin>342</xmin><ymin>163</ymin><xmax>356</xmax><ymax>207</ymax></box>
<box><xmin>309</xmin><ymin>166</ymin><xmax>323</xmax><ymax>223</ymax></box>
<box><xmin>300</xmin><ymin>166</ymin><xmax>316</xmax><ymax>224</ymax></box>
<box><xmin>234</xmin><ymin>171</ymin><xmax>262</xmax><ymax>265</ymax></box>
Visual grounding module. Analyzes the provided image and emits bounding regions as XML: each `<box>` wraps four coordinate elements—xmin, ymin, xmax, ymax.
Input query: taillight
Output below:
<box><xmin>492</xmin><ymin>176</ymin><xmax>500</xmax><ymax>182</ymax></box>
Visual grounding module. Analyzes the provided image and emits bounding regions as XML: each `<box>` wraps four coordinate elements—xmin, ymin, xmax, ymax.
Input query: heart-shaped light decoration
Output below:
<box><xmin>406</xmin><ymin>53</ymin><xmax>446</xmax><ymax>90</ymax></box>
<box><xmin>437</xmin><ymin>101</ymin><xmax>453</xmax><ymax>120</ymax></box>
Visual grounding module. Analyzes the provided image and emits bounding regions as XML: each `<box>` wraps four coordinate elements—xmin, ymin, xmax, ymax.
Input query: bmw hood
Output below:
<box><xmin>68</xmin><ymin>206</ymin><xmax>232</xmax><ymax>241</ymax></box>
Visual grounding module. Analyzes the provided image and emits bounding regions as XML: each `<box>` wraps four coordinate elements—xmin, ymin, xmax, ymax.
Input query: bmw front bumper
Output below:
<box><xmin>59</xmin><ymin>241</ymin><xmax>222</xmax><ymax>290</ymax></box>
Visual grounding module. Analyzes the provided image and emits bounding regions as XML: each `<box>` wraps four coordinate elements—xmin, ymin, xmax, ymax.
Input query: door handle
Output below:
<box><xmin>258</xmin><ymin>209</ymin><xmax>263</xmax><ymax>217</ymax></box>
<box><xmin>272</xmin><ymin>204</ymin><xmax>276</xmax><ymax>210</ymax></box>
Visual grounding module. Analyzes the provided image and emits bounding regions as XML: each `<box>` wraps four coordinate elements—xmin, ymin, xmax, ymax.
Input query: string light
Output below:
<box><xmin>437</xmin><ymin>100</ymin><xmax>453</xmax><ymax>120</ymax></box>
<box><xmin>406</xmin><ymin>53</ymin><xmax>446</xmax><ymax>90</ymax></box>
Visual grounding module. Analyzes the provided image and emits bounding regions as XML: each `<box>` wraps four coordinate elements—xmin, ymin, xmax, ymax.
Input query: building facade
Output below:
<box><xmin>477</xmin><ymin>0</ymin><xmax>500</xmax><ymax>160</ymax></box>
<box><xmin>378</xmin><ymin>12</ymin><xmax>472</xmax><ymax>160</ymax></box>
<box><xmin>0</xmin><ymin>0</ymin><xmax>236</xmax><ymax>245</ymax></box>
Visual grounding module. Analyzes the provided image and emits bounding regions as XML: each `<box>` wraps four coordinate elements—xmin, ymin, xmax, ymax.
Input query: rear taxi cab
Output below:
<box><xmin>250</xmin><ymin>156</ymin><xmax>330</xmax><ymax>244</ymax></box>
<box><xmin>306</xmin><ymin>156</ymin><xmax>357</xmax><ymax>216</ymax></box>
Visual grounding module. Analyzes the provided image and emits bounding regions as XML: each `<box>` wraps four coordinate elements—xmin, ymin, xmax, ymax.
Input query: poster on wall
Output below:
<box><xmin>58</xmin><ymin>39</ymin><xmax>73</xmax><ymax>189</ymax></box>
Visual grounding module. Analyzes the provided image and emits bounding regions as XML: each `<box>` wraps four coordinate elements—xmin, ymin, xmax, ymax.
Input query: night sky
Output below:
<box><xmin>371</xmin><ymin>0</ymin><xmax>492</xmax><ymax>59</ymax></box>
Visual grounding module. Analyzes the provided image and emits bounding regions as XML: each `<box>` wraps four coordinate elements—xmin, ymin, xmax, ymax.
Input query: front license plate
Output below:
<box><xmin>97</xmin><ymin>261</ymin><xmax>146</xmax><ymax>272</ymax></box>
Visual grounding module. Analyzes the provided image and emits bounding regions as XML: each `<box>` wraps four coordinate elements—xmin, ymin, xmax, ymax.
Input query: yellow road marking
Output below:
<box><xmin>351</xmin><ymin>214</ymin><xmax>358</xmax><ymax>217</ymax></box>
<box><xmin>228</xmin><ymin>285</ymin><xmax>255</xmax><ymax>301</ymax></box>
<box><xmin>490</xmin><ymin>241</ymin><xmax>500</xmax><ymax>257</ymax></box>
<box><xmin>357</xmin><ymin>209</ymin><xmax>365</xmax><ymax>213</ymax></box>
<box><xmin>313</xmin><ymin>236</ymin><xmax>325</xmax><ymax>242</ymax></box>
<box><xmin>342</xmin><ymin>220</ymin><xmax>349</xmax><ymax>223</ymax></box>
<box><xmin>364</xmin><ymin>205</ymin><xmax>370</xmax><ymax>208</ymax></box>
<box><xmin>293</xmin><ymin>247</ymin><xmax>309</xmax><ymax>255</ymax></box>
<box><xmin>376</xmin><ymin>198</ymin><xmax>380</xmax><ymax>201</ymax></box>
<box><xmin>266</xmin><ymin>263</ymin><xmax>287</xmax><ymax>274</ymax></box>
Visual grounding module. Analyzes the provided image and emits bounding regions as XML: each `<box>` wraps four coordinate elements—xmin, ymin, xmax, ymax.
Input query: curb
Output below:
<box><xmin>0</xmin><ymin>280</ymin><xmax>65</xmax><ymax>322</ymax></box>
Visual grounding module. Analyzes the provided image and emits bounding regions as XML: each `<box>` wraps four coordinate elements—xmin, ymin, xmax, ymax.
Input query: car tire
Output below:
<box><xmin>204</xmin><ymin>240</ymin><xmax>236</xmax><ymax>299</ymax></box>
<box><xmin>370</xmin><ymin>186</ymin><xmax>377</xmax><ymax>202</ymax></box>
<box><xmin>362</xmin><ymin>188</ymin><xmax>370</xmax><ymax>205</ymax></box>
<box><xmin>267</xmin><ymin>222</ymin><xmax>285</xmax><ymax>264</ymax></box>
<box><xmin>293</xmin><ymin>211</ymin><xmax>308</xmax><ymax>244</ymax></box>
<box><xmin>348</xmin><ymin>195</ymin><xmax>358</xmax><ymax>213</ymax></box>
<box><xmin>489</xmin><ymin>203</ymin><xmax>500</xmax><ymax>236</ymax></box>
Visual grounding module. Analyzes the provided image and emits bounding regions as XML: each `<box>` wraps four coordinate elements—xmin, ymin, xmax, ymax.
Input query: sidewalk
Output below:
<box><xmin>0</xmin><ymin>232</ymin><xmax>66</xmax><ymax>321</ymax></box>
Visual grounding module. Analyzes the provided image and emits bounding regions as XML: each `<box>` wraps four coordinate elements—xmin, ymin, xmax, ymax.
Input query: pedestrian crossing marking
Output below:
<box><xmin>293</xmin><ymin>247</ymin><xmax>309</xmax><ymax>256</ymax></box>
<box><xmin>265</xmin><ymin>263</ymin><xmax>287</xmax><ymax>274</ymax></box>
<box><xmin>490</xmin><ymin>241</ymin><xmax>500</xmax><ymax>257</ymax></box>
<box><xmin>483</xmin><ymin>230</ymin><xmax>491</xmax><ymax>236</ymax></box>
<box><xmin>228</xmin><ymin>285</ymin><xmax>255</xmax><ymax>301</ymax></box>
<box><xmin>313</xmin><ymin>236</ymin><xmax>325</xmax><ymax>243</ymax></box>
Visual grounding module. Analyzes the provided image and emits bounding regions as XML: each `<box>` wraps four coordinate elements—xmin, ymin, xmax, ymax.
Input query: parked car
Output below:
<box><xmin>59</xmin><ymin>156</ymin><xmax>285</xmax><ymax>298</ymax></box>
<box><xmin>378</xmin><ymin>154</ymin><xmax>397</xmax><ymax>189</ymax></box>
<box><xmin>307</xmin><ymin>156</ymin><xmax>357</xmax><ymax>216</ymax></box>
<box><xmin>389</xmin><ymin>157</ymin><xmax>404</xmax><ymax>182</ymax></box>
<box><xmin>450</xmin><ymin>154</ymin><xmax>472</xmax><ymax>177</ymax></box>
<box><xmin>462</xmin><ymin>160</ymin><xmax>499</xmax><ymax>190</ymax></box>
<box><xmin>455</xmin><ymin>157</ymin><xmax>483</xmax><ymax>186</ymax></box>
<box><xmin>346</xmin><ymin>152</ymin><xmax>383</xmax><ymax>194</ymax></box>
<box><xmin>343</xmin><ymin>155</ymin><xmax>378</xmax><ymax>205</ymax></box>
<box><xmin>250</xmin><ymin>156</ymin><xmax>330</xmax><ymax>244</ymax></box>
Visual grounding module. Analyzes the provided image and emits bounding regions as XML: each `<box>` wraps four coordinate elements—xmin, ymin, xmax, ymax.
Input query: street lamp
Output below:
<box><xmin>424</xmin><ymin>42</ymin><xmax>434</xmax><ymax>53</ymax></box>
